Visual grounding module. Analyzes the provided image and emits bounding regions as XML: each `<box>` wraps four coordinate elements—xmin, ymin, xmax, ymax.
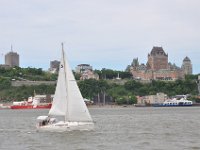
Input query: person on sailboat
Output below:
<box><xmin>37</xmin><ymin>116</ymin><xmax>50</xmax><ymax>127</ymax></box>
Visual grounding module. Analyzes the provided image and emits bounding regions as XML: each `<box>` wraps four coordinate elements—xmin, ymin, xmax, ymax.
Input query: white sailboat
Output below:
<box><xmin>36</xmin><ymin>44</ymin><xmax>94</xmax><ymax>131</ymax></box>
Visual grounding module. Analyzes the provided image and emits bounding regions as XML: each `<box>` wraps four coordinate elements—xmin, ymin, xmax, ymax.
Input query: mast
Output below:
<box><xmin>62</xmin><ymin>43</ymin><xmax>69</xmax><ymax>122</ymax></box>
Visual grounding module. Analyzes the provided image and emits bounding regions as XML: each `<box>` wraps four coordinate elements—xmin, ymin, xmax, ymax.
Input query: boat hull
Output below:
<box><xmin>10</xmin><ymin>103</ymin><xmax>52</xmax><ymax>109</ymax></box>
<box><xmin>36</xmin><ymin>121</ymin><xmax>94</xmax><ymax>132</ymax></box>
<box><xmin>152</xmin><ymin>104</ymin><xmax>192</xmax><ymax>107</ymax></box>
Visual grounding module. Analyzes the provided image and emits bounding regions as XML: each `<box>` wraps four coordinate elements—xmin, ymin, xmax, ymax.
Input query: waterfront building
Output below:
<box><xmin>5</xmin><ymin>51</ymin><xmax>19</xmax><ymax>67</ymax></box>
<box><xmin>181</xmin><ymin>56</ymin><xmax>193</xmax><ymax>75</ymax></box>
<box><xmin>138</xmin><ymin>93</ymin><xmax>167</xmax><ymax>104</ymax></box>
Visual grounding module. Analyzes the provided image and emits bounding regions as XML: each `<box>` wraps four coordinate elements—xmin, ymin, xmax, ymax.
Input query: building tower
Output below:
<box><xmin>131</xmin><ymin>58</ymin><xmax>139</xmax><ymax>68</ymax></box>
<box><xmin>5</xmin><ymin>47</ymin><xmax>19</xmax><ymax>67</ymax></box>
<box><xmin>75</xmin><ymin>64</ymin><xmax>93</xmax><ymax>73</ymax></box>
<box><xmin>147</xmin><ymin>46</ymin><xmax>168</xmax><ymax>70</ymax></box>
<box><xmin>181</xmin><ymin>56</ymin><xmax>192</xmax><ymax>75</ymax></box>
<box><xmin>49</xmin><ymin>60</ymin><xmax>60</xmax><ymax>73</ymax></box>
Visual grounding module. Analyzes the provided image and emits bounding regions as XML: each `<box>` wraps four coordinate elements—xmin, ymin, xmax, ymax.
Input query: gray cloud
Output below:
<box><xmin>0</xmin><ymin>0</ymin><xmax>199</xmax><ymax>73</ymax></box>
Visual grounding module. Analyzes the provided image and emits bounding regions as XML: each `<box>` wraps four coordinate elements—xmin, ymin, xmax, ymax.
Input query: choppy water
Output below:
<box><xmin>0</xmin><ymin>107</ymin><xmax>200</xmax><ymax>150</ymax></box>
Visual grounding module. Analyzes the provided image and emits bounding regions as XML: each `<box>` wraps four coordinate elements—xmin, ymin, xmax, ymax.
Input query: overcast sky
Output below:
<box><xmin>0</xmin><ymin>0</ymin><xmax>200</xmax><ymax>73</ymax></box>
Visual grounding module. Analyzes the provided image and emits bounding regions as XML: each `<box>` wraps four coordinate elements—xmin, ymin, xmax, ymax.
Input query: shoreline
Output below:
<box><xmin>87</xmin><ymin>104</ymin><xmax>135</xmax><ymax>108</ymax></box>
<box><xmin>1</xmin><ymin>102</ymin><xmax>200</xmax><ymax>109</ymax></box>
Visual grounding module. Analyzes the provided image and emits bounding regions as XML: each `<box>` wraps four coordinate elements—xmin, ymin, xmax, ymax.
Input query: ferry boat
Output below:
<box><xmin>10</xmin><ymin>96</ymin><xmax>52</xmax><ymax>109</ymax></box>
<box><xmin>10</xmin><ymin>103</ymin><xmax>52</xmax><ymax>109</ymax></box>
<box><xmin>153</xmin><ymin>98</ymin><xmax>193</xmax><ymax>107</ymax></box>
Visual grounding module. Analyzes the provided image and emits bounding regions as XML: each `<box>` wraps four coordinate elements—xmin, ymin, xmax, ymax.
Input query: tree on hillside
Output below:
<box><xmin>94</xmin><ymin>69</ymin><xmax>132</xmax><ymax>80</ymax></box>
<box><xmin>0</xmin><ymin>77</ymin><xmax>11</xmax><ymax>90</ymax></box>
<box><xmin>78</xmin><ymin>79</ymin><xmax>109</xmax><ymax>102</ymax></box>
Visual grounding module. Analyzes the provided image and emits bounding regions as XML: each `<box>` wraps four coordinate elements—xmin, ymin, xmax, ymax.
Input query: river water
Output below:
<box><xmin>0</xmin><ymin>107</ymin><xmax>200</xmax><ymax>150</ymax></box>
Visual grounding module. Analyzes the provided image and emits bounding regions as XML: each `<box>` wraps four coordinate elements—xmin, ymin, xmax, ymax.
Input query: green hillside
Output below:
<box><xmin>0</xmin><ymin>67</ymin><xmax>199</xmax><ymax>104</ymax></box>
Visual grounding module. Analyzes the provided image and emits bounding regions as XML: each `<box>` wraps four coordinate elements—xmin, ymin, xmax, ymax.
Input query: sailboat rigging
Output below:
<box><xmin>36</xmin><ymin>43</ymin><xmax>94</xmax><ymax>131</ymax></box>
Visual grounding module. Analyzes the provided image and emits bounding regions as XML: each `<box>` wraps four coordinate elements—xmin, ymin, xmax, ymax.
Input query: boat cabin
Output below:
<box><xmin>163</xmin><ymin>98</ymin><xmax>192</xmax><ymax>106</ymax></box>
<box><xmin>36</xmin><ymin>116</ymin><xmax>57</xmax><ymax>126</ymax></box>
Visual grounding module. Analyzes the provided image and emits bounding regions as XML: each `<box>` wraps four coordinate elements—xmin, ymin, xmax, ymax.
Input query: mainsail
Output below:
<box><xmin>48</xmin><ymin>44</ymin><xmax>93</xmax><ymax>122</ymax></box>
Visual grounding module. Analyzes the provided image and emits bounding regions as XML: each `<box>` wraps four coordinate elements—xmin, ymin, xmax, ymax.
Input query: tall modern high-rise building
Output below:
<box><xmin>181</xmin><ymin>56</ymin><xmax>192</xmax><ymax>75</ymax></box>
<box><xmin>5</xmin><ymin>51</ymin><xmax>19</xmax><ymax>67</ymax></box>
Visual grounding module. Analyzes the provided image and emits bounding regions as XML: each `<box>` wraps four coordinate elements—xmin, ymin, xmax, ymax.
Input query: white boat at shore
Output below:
<box><xmin>153</xmin><ymin>98</ymin><xmax>193</xmax><ymax>107</ymax></box>
<box><xmin>36</xmin><ymin>44</ymin><xmax>94</xmax><ymax>132</ymax></box>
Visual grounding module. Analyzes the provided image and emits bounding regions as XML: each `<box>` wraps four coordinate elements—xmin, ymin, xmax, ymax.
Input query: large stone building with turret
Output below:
<box><xmin>130</xmin><ymin>46</ymin><xmax>191</xmax><ymax>81</ymax></box>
